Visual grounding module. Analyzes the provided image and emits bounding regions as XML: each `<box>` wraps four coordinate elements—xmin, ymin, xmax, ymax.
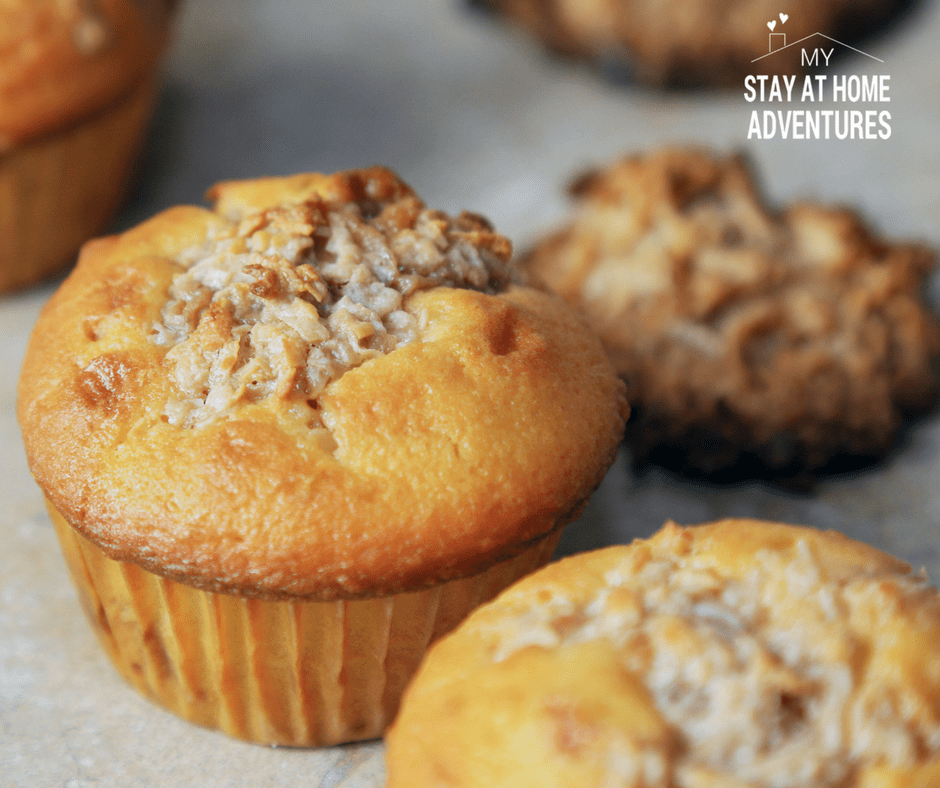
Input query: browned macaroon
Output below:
<box><xmin>0</xmin><ymin>0</ymin><xmax>176</xmax><ymax>291</ymax></box>
<box><xmin>387</xmin><ymin>518</ymin><xmax>940</xmax><ymax>787</ymax></box>
<box><xmin>525</xmin><ymin>147</ymin><xmax>940</xmax><ymax>479</ymax></box>
<box><xmin>17</xmin><ymin>166</ymin><xmax>627</xmax><ymax>745</ymax></box>
<box><xmin>475</xmin><ymin>0</ymin><xmax>903</xmax><ymax>87</ymax></box>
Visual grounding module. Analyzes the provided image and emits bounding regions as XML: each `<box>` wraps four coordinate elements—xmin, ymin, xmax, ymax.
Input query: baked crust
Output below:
<box><xmin>525</xmin><ymin>148</ymin><xmax>940</xmax><ymax>477</ymax></box>
<box><xmin>0</xmin><ymin>0</ymin><xmax>175</xmax><ymax>148</ymax></box>
<box><xmin>387</xmin><ymin>519</ymin><xmax>940</xmax><ymax>786</ymax></box>
<box><xmin>18</xmin><ymin>166</ymin><xmax>628</xmax><ymax>600</ymax></box>
<box><xmin>477</xmin><ymin>0</ymin><xmax>900</xmax><ymax>87</ymax></box>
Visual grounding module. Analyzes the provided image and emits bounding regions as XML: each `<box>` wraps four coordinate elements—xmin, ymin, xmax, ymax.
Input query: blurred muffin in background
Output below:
<box><xmin>0</xmin><ymin>0</ymin><xmax>177</xmax><ymax>292</ymax></box>
<box><xmin>471</xmin><ymin>0</ymin><xmax>909</xmax><ymax>88</ymax></box>
<box><xmin>524</xmin><ymin>147</ymin><xmax>940</xmax><ymax>481</ymax></box>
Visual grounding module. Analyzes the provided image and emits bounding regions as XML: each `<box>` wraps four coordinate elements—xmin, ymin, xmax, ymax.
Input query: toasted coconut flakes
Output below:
<box><xmin>486</xmin><ymin>541</ymin><xmax>940</xmax><ymax>786</ymax></box>
<box><xmin>153</xmin><ymin>187</ymin><xmax>516</xmax><ymax>428</ymax></box>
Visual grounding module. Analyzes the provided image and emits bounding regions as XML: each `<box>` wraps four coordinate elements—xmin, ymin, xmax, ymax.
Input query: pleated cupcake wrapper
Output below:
<box><xmin>47</xmin><ymin>500</ymin><xmax>562</xmax><ymax>746</ymax></box>
<box><xmin>0</xmin><ymin>77</ymin><xmax>155</xmax><ymax>292</ymax></box>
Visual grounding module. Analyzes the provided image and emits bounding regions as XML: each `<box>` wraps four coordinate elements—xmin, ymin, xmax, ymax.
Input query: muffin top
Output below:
<box><xmin>0</xmin><ymin>0</ymin><xmax>175</xmax><ymax>148</ymax></box>
<box><xmin>18</xmin><ymin>166</ymin><xmax>628</xmax><ymax>599</ymax></box>
<box><xmin>387</xmin><ymin>519</ymin><xmax>940</xmax><ymax>787</ymax></box>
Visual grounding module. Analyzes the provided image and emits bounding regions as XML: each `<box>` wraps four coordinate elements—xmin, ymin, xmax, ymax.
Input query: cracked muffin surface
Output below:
<box><xmin>154</xmin><ymin>174</ymin><xmax>514</xmax><ymax>428</ymax></box>
<box><xmin>525</xmin><ymin>148</ymin><xmax>940</xmax><ymax>477</ymax></box>
<box><xmin>17</xmin><ymin>166</ymin><xmax>628</xmax><ymax>599</ymax></box>
<box><xmin>387</xmin><ymin>519</ymin><xmax>940</xmax><ymax>787</ymax></box>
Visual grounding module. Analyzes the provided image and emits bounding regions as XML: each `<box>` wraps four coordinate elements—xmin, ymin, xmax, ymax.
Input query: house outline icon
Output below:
<box><xmin>768</xmin><ymin>32</ymin><xmax>786</xmax><ymax>52</ymax></box>
<box><xmin>751</xmin><ymin>32</ymin><xmax>883</xmax><ymax>63</ymax></box>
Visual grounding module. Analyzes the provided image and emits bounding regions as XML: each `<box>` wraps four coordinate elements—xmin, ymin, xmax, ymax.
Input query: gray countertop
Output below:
<box><xmin>3</xmin><ymin>0</ymin><xmax>940</xmax><ymax>785</ymax></box>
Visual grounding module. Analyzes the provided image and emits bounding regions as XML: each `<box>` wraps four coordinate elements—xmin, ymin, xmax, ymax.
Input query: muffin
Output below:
<box><xmin>525</xmin><ymin>147</ymin><xmax>940</xmax><ymax>479</ymax></box>
<box><xmin>0</xmin><ymin>0</ymin><xmax>177</xmax><ymax>292</ymax></box>
<box><xmin>387</xmin><ymin>518</ymin><xmax>940</xmax><ymax>786</ymax></box>
<box><xmin>17</xmin><ymin>165</ymin><xmax>628</xmax><ymax>746</ymax></box>
<box><xmin>472</xmin><ymin>0</ymin><xmax>905</xmax><ymax>87</ymax></box>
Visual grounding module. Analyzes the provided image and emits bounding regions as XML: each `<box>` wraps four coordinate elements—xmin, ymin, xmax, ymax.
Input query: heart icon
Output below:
<box><xmin>767</xmin><ymin>20</ymin><xmax>776</xmax><ymax>30</ymax></box>
<box><xmin>779</xmin><ymin>13</ymin><xmax>789</xmax><ymax>23</ymax></box>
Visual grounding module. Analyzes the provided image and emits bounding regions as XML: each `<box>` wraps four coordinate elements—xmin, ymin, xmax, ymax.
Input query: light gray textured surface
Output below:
<box><xmin>2</xmin><ymin>0</ymin><xmax>939</xmax><ymax>785</ymax></box>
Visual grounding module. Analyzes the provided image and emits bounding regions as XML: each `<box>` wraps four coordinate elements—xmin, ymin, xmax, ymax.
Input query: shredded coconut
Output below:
<box><xmin>152</xmin><ymin>186</ymin><xmax>515</xmax><ymax>427</ymax></box>
<box><xmin>488</xmin><ymin>539</ymin><xmax>940</xmax><ymax>787</ymax></box>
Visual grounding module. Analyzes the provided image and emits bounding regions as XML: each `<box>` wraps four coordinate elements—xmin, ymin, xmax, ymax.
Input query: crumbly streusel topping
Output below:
<box><xmin>153</xmin><ymin>179</ymin><xmax>515</xmax><ymax>428</ymax></box>
<box><xmin>488</xmin><ymin>537</ymin><xmax>940</xmax><ymax>787</ymax></box>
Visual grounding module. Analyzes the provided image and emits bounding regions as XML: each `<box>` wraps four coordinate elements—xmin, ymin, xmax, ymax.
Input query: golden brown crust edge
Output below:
<box><xmin>0</xmin><ymin>0</ymin><xmax>175</xmax><ymax>147</ymax></box>
<box><xmin>18</xmin><ymin>168</ymin><xmax>628</xmax><ymax>600</ymax></box>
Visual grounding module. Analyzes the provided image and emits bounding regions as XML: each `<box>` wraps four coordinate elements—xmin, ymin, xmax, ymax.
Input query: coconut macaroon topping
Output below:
<box><xmin>483</xmin><ymin>527</ymin><xmax>940</xmax><ymax>786</ymax></box>
<box><xmin>153</xmin><ymin>176</ymin><xmax>515</xmax><ymax>427</ymax></box>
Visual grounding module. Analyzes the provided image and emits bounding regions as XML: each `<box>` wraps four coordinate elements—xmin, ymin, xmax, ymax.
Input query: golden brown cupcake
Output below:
<box><xmin>0</xmin><ymin>0</ymin><xmax>177</xmax><ymax>292</ymax></box>
<box><xmin>17</xmin><ymin>166</ymin><xmax>628</xmax><ymax>746</ymax></box>
<box><xmin>387</xmin><ymin>518</ymin><xmax>940</xmax><ymax>787</ymax></box>
<box><xmin>474</xmin><ymin>0</ymin><xmax>904</xmax><ymax>87</ymax></box>
<box><xmin>525</xmin><ymin>147</ymin><xmax>940</xmax><ymax>479</ymax></box>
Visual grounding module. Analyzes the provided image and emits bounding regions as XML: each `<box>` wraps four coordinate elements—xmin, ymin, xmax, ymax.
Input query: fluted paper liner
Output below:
<box><xmin>0</xmin><ymin>78</ymin><xmax>155</xmax><ymax>292</ymax></box>
<box><xmin>47</xmin><ymin>500</ymin><xmax>562</xmax><ymax>746</ymax></box>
